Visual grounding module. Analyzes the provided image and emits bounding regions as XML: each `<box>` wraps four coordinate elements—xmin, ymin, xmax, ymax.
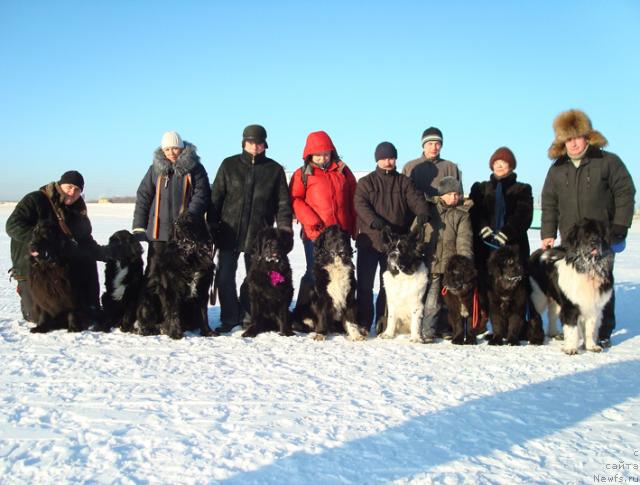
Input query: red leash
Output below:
<box><xmin>440</xmin><ymin>286</ymin><xmax>480</xmax><ymax>330</ymax></box>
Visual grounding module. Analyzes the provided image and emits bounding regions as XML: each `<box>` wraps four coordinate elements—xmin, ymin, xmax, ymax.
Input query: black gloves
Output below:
<box><xmin>371</xmin><ymin>217</ymin><xmax>386</xmax><ymax>230</ymax></box>
<box><xmin>133</xmin><ymin>230</ymin><xmax>148</xmax><ymax>243</ymax></box>
<box><xmin>611</xmin><ymin>224</ymin><xmax>628</xmax><ymax>244</ymax></box>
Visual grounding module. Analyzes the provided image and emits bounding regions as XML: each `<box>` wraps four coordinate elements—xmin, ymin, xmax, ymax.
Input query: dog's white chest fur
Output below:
<box><xmin>556</xmin><ymin>260</ymin><xmax>612</xmax><ymax>319</ymax></box>
<box><xmin>382</xmin><ymin>263</ymin><xmax>429</xmax><ymax>338</ymax></box>
<box><xmin>112</xmin><ymin>262</ymin><xmax>128</xmax><ymax>301</ymax></box>
<box><xmin>325</xmin><ymin>257</ymin><xmax>351</xmax><ymax>316</ymax></box>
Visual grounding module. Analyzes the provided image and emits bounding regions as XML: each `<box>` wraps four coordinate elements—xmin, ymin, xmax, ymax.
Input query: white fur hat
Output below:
<box><xmin>161</xmin><ymin>131</ymin><xmax>184</xmax><ymax>149</ymax></box>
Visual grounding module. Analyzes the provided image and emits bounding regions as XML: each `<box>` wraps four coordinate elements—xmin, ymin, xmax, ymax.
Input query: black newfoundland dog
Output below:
<box><xmin>442</xmin><ymin>255</ymin><xmax>484</xmax><ymax>345</ymax></box>
<box><xmin>27</xmin><ymin>221</ymin><xmax>84</xmax><ymax>333</ymax></box>
<box><xmin>100</xmin><ymin>230</ymin><xmax>144</xmax><ymax>332</ymax></box>
<box><xmin>242</xmin><ymin>227</ymin><xmax>294</xmax><ymax>338</ymax></box>
<box><xmin>294</xmin><ymin>225</ymin><xmax>367</xmax><ymax>341</ymax></box>
<box><xmin>529</xmin><ymin>218</ymin><xmax>614</xmax><ymax>354</ymax></box>
<box><xmin>137</xmin><ymin>213</ymin><xmax>215</xmax><ymax>339</ymax></box>
<box><xmin>486</xmin><ymin>245</ymin><xmax>528</xmax><ymax>346</ymax></box>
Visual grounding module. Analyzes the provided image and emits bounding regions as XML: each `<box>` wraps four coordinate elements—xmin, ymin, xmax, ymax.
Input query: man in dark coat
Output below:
<box><xmin>6</xmin><ymin>171</ymin><xmax>108</xmax><ymax>323</ymax></box>
<box><xmin>208</xmin><ymin>124</ymin><xmax>293</xmax><ymax>332</ymax></box>
<box><xmin>541</xmin><ymin>109</ymin><xmax>636</xmax><ymax>346</ymax></box>
<box><xmin>354</xmin><ymin>142</ymin><xmax>430</xmax><ymax>332</ymax></box>
<box><xmin>133</xmin><ymin>131</ymin><xmax>211</xmax><ymax>263</ymax></box>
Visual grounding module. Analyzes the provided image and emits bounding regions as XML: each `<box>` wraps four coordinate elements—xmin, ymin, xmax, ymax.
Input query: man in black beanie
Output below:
<box><xmin>402</xmin><ymin>126</ymin><xmax>462</xmax><ymax>198</ymax></box>
<box><xmin>6</xmin><ymin>171</ymin><xmax>110</xmax><ymax>325</ymax></box>
<box><xmin>354</xmin><ymin>142</ymin><xmax>430</xmax><ymax>333</ymax></box>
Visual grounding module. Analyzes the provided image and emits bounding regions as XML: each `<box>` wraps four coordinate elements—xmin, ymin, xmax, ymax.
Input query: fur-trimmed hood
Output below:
<box><xmin>548</xmin><ymin>109</ymin><xmax>608</xmax><ymax>159</ymax></box>
<box><xmin>152</xmin><ymin>141</ymin><xmax>200</xmax><ymax>177</ymax></box>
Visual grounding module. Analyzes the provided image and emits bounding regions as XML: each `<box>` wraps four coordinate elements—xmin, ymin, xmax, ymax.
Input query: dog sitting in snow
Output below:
<box><xmin>242</xmin><ymin>227</ymin><xmax>295</xmax><ymax>338</ymax></box>
<box><xmin>378</xmin><ymin>226</ymin><xmax>428</xmax><ymax>343</ymax></box>
<box><xmin>27</xmin><ymin>221</ymin><xmax>84</xmax><ymax>333</ymax></box>
<box><xmin>100</xmin><ymin>229</ymin><xmax>144</xmax><ymax>333</ymax></box>
<box><xmin>294</xmin><ymin>225</ymin><xmax>367</xmax><ymax>341</ymax></box>
<box><xmin>486</xmin><ymin>245</ymin><xmax>528</xmax><ymax>346</ymax></box>
<box><xmin>528</xmin><ymin>218</ymin><xmax>614</xmax><ymax>354</ymax></box>
<box><xmin>442</xmin><ymin>254</ymin><xmax>484</xmax><ymax>345</ymax></box>
<box><xmin>137</xmin><ymin>213</ymin><xmax>215</xmax><ymax>339</ymax></box>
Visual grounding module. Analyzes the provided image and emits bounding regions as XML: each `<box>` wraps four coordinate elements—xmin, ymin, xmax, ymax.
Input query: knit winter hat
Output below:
<box><xmin>375</xmin><ymin>142</ymin><xmax>398</xmax><ymax>161</ymax></box>
<box><xmin>489</xmin><ymin>146</ymin><xmax>517</xmax><ymax>171</ymax></box>
<box><xmin>303</xmin><ymin>131</ymin><xmax>336</xmax><ymax>159</ymax></box>
<box><xmin>438</xmin><ymin>176</ymin><xmax>461</xmax><ymax>196</ymax></box>
<box><xmin>242</xmin><ymin>124</ymin><xmax>268</xmax><ymax>149</ymax></box>
<box><xmin>421</xmin><ymin>127</ymin><xmax>443</xmax><ymax>146</ymax></box>
<box><xmin>58</xmin><ymin>170</ymin><xmax>85</xmax><ymax>191</ymax></box>
<box><xmin>161</xmin><ymin>131</ymin><xmax>184</xmax><ymax>149</ymax></box>
<box><xmin>548</xmin><ymin>109</ymin><xmax>607</xmax><ymax>159</ymax></box>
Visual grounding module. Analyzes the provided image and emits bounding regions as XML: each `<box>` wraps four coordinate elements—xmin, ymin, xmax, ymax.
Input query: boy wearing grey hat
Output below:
<box><xmin>420</xmin><ymin>176</ymin><xmax>474</xmax><ymax>342</ymax></box>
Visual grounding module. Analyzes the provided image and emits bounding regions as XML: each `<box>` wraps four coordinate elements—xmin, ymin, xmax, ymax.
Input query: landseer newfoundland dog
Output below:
<box><xmin>242</xmin><ymin>226</ymin><xmax>294</xmax><ymax>338</ymax></box>
<box><xmin>378</xmin><ymin>226</ymin><xmax>428</xmax><ymax>343</ymax></box>
<box><xmin>486</xmin><ymin>245</ymin><xmax>529</xmax><ymax>346</ymax></box>
<box><xmin>100</xmin><ymin>230</ymin><xmax>144</xmax><ymax>332</ymax></box>
<box><xmin>294</xmin><ymin>225</ymin><xmax>367</xmax><ymax>341</ymax></box>
<box><xmin>529</xmin><ymin>218</ymin><xmax>614</xmax><ymax>355</ymax></box>
<box><xmin>442</xmin><ymin>255</ymin><xmax>485</xmax><ymax>345</ymax></box>
<box><xmin>137</xmin><ymin>213</ymin><xmax>215</xmax><ymax>339</ymax></box>
<box><xmin>27</xmin><ymin>221</ymin><xmax>84</xmax><ymax>333</ymax></box>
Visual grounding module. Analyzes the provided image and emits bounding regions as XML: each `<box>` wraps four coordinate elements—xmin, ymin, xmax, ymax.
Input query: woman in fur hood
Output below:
<box><xmin>541</xmin><ymin>109</ymin><xmax>636</xmax><ymax>346</ymax></box>
<box><xmin>132</xmin><ymin>131</ymin><xmax>211</xmax><ymax>262</ymax></box>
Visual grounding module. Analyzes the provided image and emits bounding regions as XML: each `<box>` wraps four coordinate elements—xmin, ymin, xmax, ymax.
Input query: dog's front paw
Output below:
<box><xmin>451</xmin><ymin>336</ymin><xmax>465</xmax><ymax>345</ymax></box>
<box><xmin>465</xmin><ymin>335</ymin><xmax>478</xmax><ymax>345</ymax></box>
<box><xmin>409</xmin><ymin>335</ymin><xmax>425</xmax><ymax>344</ymax></box>
<box><xmin>586</xmin><ymin>344</ymin><xmax>603</xmax><ymax>353</ymax></box>
<box><xmin>488</xmin><ymin>335</ymin><xmax>504</xmax><ymax>346</ymax></box>
<box><xmin>30</xmin><ymin>325</ymin><xmax>47</xmax><ymax>334</ymax></box>
<box><xmin>378</xmin><ymin>331</ymin><xmax>394</xmax><ymax>340</ymax></box>
<box><xmin>279</xmin><ymin>329</ymin><xmax>295</xmax><ymax>337</ymax></box>
<box><xmin>241</xmin><ymin>327</ymin><xmax>258</xmax><ymax>338</ymax></box>
<box><xmin>312</xmin><ymin>333</ymin><xmax>326</xmax><ymax>342</ymax></box>
<box><xmin>563</xmin><ymin>346</ymin><xmax>579</xmax><ymax>355</ymax></box>
<box><xmin>347</xmin><ymin>333</ymin><xmax>366</xmax><ymax>342</ymax></box>
<box><xmin>507</xmin><ymin>338</ymin><xmax>521</xmax><ymax>346</ymax></box>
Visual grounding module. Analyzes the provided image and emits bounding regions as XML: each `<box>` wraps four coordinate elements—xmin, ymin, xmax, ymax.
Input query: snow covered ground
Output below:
<box><xmin>0</xmin><ymin>203</ymin><xmax>638</xmax><ymax>484</ymax></box>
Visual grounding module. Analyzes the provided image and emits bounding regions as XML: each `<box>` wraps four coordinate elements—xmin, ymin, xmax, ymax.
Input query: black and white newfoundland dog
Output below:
<box><xmin>294</xmin><ymin>225</ymin><xmax>367</xmax><ymax>341</ymax></box>
<box><xmin>27</xmin><ymin>221</ymin><xmax>84</xmax><ymax>333</ymax></box>
<box><xmin>529</xmin><ymin>218</ymin><xmax>614</xmax><ymax>355</ymax></box>
<box><xmin>442</xmin><ymin>255</ymin><xmax>484</xmax><ymax>345</ymax></box>
<box><xmin>378</xmin><ymin>226</ymin><xmax>429</xmax><ymax>343</ymax></box>
<box><xmin>486</xmin><ymin>245</ymin><xmax>528</xmax><ymax>346</ymax></box>
<box><xmin>137</xmin><ymin>213</ymin><xmax>215</xmax><ymax>339</ymax></box>
<box><xmin>242</xmin><ymin>227</ymin><xmax>295</xmax><ymax>338</ymax></box>
<box><xmin>100</xmin><ymin>230</ymin><xmax>144</xmax><ymax>332</ymax></box>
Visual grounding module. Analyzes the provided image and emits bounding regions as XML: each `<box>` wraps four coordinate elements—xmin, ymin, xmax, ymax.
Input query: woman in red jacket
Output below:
<box><xmin>289</xmin><ymin>130</ymin><xmax>357</xmax><ymax>314</ymax></box>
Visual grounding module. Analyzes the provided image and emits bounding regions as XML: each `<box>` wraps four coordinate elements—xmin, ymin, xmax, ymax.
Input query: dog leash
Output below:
<box><xmin>441</xmin><ymin>286</ymin><xmax>480</xmax><ymax>330</ymax></box>
<box><xmin>209</xmin><ymin>246</ymin><xmax>219</xmax><ymax>305</ymax></box>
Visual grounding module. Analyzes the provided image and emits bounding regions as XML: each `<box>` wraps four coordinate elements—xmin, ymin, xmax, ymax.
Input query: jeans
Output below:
<box><xmin>356</xmin><ymin>244</ymin><xmax>387</xmax><ymax>332</ymax></box>
<box><xmin>421</xmin><ymin>273</ymin><xmax>443</xmax><ymax>338</ymax></box>
<box><xmin>216</xmin><ymin>249</ymin><xmax>252</xmax><ymax>326</ymax></box>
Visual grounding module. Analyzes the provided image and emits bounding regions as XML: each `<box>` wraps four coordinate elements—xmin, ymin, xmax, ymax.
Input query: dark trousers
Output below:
<box><xmin>295</xmin><ymin>238</ymin><xmax>316</xmax><ymax>310</ymax></box>
<box><xmin>216</xmin><ymin>249</ymin><xmax>252</xmax><ymax>326</ymax></box>
<box><xmin>356</xmin><ymin>245</ymin><xmax>387</xmax><ymax>332</ymax></box>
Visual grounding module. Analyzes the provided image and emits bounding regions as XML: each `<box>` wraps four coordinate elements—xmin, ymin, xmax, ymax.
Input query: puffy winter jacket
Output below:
<box><xmin>209</xmin><ymin>151</ymin><xmax>292</xmax><ymax>252</ymax></box>
<box><xmin>541</xmin><ymin>146</ymin><xmax>635</xmax><ymax>240</ymax></box>
<box><xmin>354</xmin><ymin>166</ymin><xmax>429</xmax><ymax>252</ymax></box>
<box><xmin>289</xmin><ymin>160</ymin><xmax>357</xmax><ymax>240</ymax></box>
<box><xmin>133</xmin><ymin>142</ymin><xmax>211</xmax><ymax>242</ymax></box>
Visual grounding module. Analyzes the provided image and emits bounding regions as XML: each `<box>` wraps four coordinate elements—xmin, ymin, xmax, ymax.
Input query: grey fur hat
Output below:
<box><xmin>438</xmin><ymin>176</ymin><xmax>461</xmax><ymax>195</ymax></box>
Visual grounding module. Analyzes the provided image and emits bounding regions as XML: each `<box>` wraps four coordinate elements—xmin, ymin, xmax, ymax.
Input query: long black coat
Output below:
<box><xmin>469</xmin><ymin>172</ymin><xmax>533</xmax><ymax>271</ymax></box>
<box><xmin>541</xmin><ymin>146</ymin><xmax>635</xmax><ymax>240</ymax></box>
<box><xmin>209</xmin><ymin>151</ymin><xmax>292</xmax><ymax>252</ymax></box>
<box><xmin>354</xmin><ymin>166</ymin><xmax>429</xmax><ymax>252</ymax></box>
<box><xmin>6</xmin><ymin>182</ymin><xmax>100</xmax><ymax>307</ymax></box>
<box><xmin>133</xmin><ymin>142</ymin><xmax>211</xmax><ymax>242</ymax></box>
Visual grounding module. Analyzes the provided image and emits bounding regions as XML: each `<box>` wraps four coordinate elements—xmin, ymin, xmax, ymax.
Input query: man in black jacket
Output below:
<box><xmin>208</xmin><ymin>125</ymin><xmax>293</xmax><ymax>332</ymax></box>
<box><xmin>6</xmin><ymin>171</ymin><xmax>108</xmax><ymax>323</ymax></box>
<box><xmin>541</xmin><ymin>109</ymin><xmax>636</xmax><ymax>347</ymax></box>
<box><xmin>354</xmin><ymin>142</ymin><xmax>430</xmax><ymax>333</ymax></box>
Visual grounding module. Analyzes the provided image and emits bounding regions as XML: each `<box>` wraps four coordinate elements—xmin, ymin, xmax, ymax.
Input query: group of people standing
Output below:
<box><xmin>7</xmin><ymin>109</ymin><xmax>635</xmax><ymax>347</ymax></box>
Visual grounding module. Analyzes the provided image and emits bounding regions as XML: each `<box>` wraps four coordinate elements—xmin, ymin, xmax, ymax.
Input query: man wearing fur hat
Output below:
<box><xmin>541</xmin><ymin>109</ymin><xmax>636</xmax><ymax>346</ymax></box>
<box><xmin>402</xmin><ymin>127</ymin><xmax>462</xmax><ymax>198</ymax></box>
<box><xmin>133</xmin><ymin>131</ymin><xmax>211</xmax><ymax>263</ymax></box>
<box><xmin>208</xmin><ymin>124</ymin><xmax>293</xmax><ymax>333</ymax></box>
<box><xmin>6</xmin><ymin>170</ymin><xmax>109</xmax><ymax>323</ymax></box>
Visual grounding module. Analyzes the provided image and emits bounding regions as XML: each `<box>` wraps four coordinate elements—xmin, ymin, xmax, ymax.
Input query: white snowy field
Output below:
<box><xmin>0</xmin><ymin>202</ymin><xmax>639</xmax><ymax>485</ymax></box>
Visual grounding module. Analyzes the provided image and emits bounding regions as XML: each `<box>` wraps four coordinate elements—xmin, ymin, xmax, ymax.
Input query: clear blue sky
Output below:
<box><xmin>2</xmin><ymin>0</ymin><xmax>638</xmax><ymax>203</ymax></box>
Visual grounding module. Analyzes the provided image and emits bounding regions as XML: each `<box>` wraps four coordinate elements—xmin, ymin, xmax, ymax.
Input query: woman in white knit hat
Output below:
<box><xmin>132</xmin><ymin>131</ymin><xmax>211</xmax><ymax>264</ymax></box>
